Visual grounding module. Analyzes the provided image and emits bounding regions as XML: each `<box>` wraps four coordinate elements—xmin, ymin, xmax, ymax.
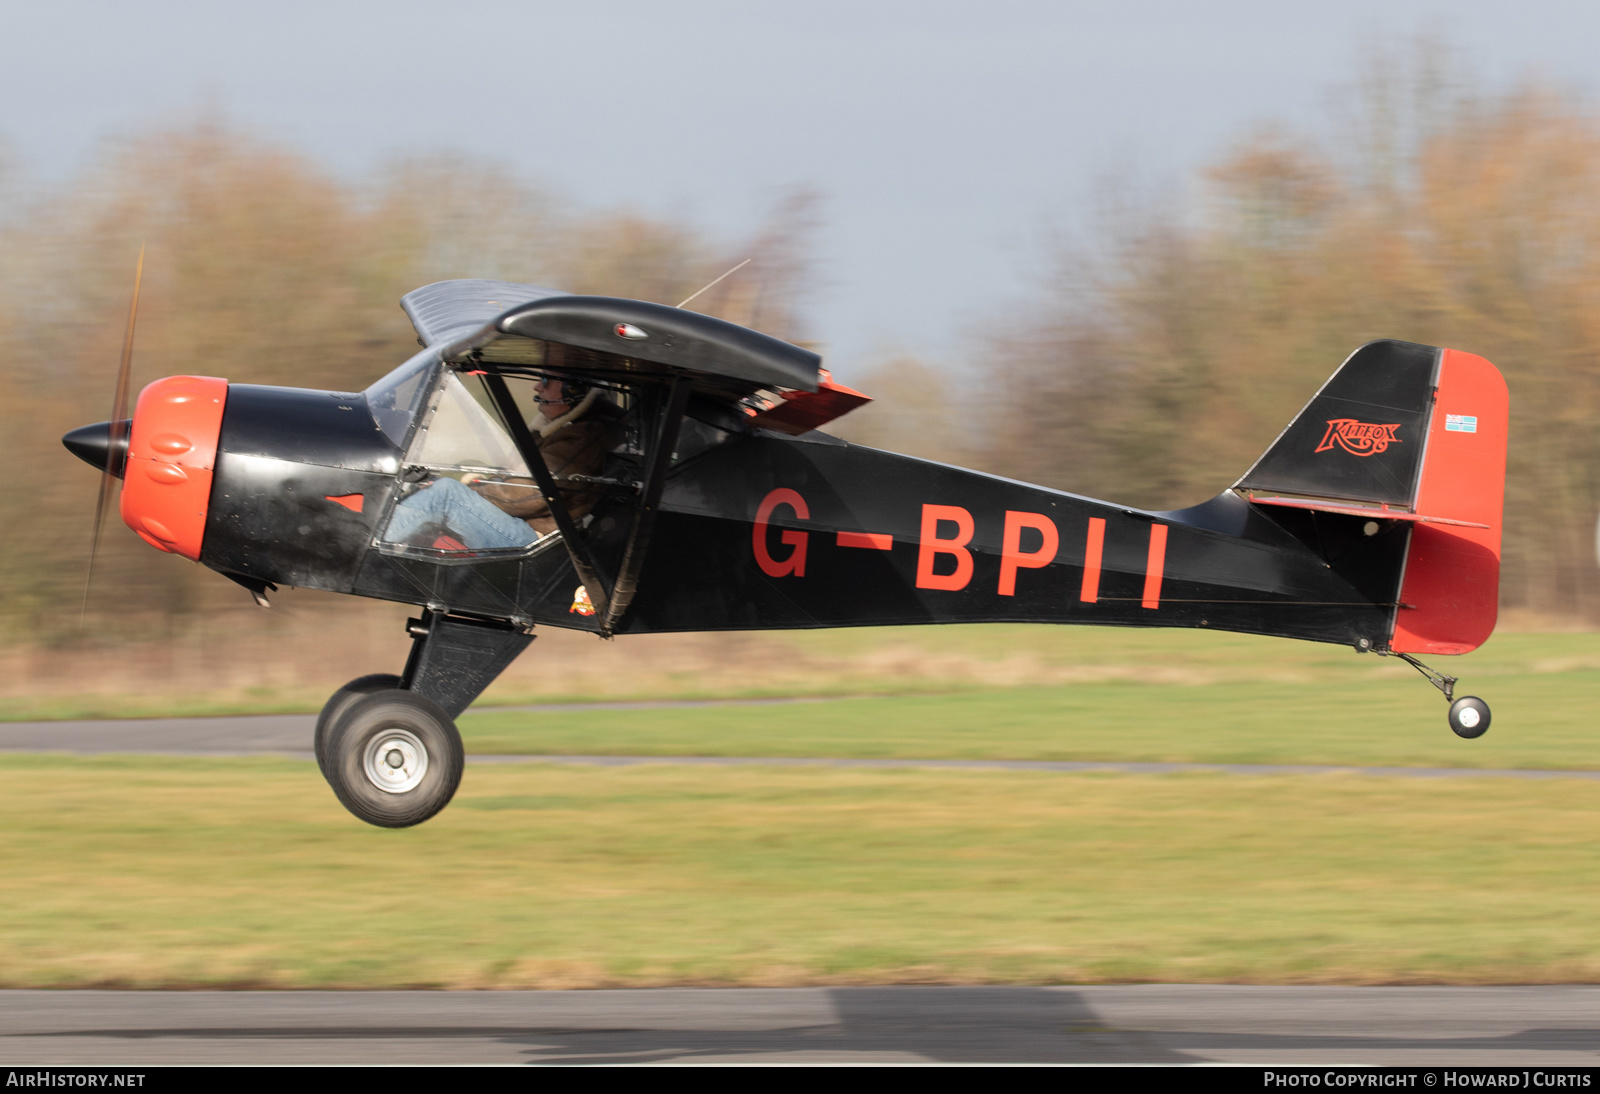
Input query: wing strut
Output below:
<box><xmin>599</xmin><ymin>375</ymin><xmax>691</xmax><ymax>636</ymax></box>
<box><xmin>481</xmin><ymin>372</ymin><xmax>614</xmax><ymax>621</ymax></box>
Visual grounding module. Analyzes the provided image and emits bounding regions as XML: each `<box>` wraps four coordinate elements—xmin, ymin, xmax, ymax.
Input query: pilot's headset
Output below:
<box><xmin>534</xmin><ymin>373</ymin><xmax>590</xmax><ymax>408</ymax></box>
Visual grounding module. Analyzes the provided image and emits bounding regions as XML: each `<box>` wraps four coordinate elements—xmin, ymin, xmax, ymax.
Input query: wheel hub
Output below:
<box><xmin>362</xmin><ymin>728</ymin><xmax>429</xmax><ymax>794</ymax></box>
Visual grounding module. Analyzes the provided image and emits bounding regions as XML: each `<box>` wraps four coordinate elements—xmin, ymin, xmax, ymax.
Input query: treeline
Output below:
<box><xmin>844</xmin><ymin>53</ymin><xmax>1600</xmax><ymax>622</ymax></box>
<box><xmin>0</xmin><ymin>120</ymin><xmax>817</xmax><ymax>642</ymax></box>
<box><xmin>10</xmin><ymin>48</ymin><xmax>1600</xmax><ymax>649</ymax></box>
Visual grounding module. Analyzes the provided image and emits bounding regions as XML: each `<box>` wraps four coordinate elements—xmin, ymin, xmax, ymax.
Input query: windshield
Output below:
<box><xmin>408</xmin><ymin>372</ymin><xmax>531</xmax><ymax>476</ymax></box>
<box><xmin>366</xmin><ymin>348</ymin><xmax>438</xmax><ymax>447</ymax></box>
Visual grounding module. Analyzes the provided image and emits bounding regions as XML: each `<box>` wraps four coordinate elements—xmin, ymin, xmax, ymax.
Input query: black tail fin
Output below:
<box><xmin>1236</xmin><ymin>340</ymin><xmax>1438</xmax><ymax>506</ymax></box>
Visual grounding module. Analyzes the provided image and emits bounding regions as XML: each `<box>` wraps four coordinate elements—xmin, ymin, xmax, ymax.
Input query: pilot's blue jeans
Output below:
<box><xmin>384</xmin><ymin>477</ymin><xmax>541</xmax><ymax>550</ymax></box>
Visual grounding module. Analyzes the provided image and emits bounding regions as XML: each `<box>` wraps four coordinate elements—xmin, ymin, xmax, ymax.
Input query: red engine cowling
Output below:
<box><xmin>120</xmin><ymin>375</ymin><xmax>228</xmax><ymax>560</ymax></box>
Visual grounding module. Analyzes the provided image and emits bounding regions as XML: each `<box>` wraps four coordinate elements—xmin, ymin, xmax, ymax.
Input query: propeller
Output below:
<box><xmin>78</xmin><ymin>244</ymin><xmax>145</xmax><ymax>626</ymax></box>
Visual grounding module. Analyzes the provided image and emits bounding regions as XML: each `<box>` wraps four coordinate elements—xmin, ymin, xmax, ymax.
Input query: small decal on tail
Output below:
<box><xmin>569</xmin><ymin>586</ymin><xmax>595</xmax><ymax>616</ymax></box>
<box><xmin>1315</xmin><ymin>419</ymin><xmax>1402</xmax><ymax>456</ymax></box>
<box><xmin>1445</xmin><ymin>414</ymin><xmax>1478</xmax><ymax>433</ymax></box>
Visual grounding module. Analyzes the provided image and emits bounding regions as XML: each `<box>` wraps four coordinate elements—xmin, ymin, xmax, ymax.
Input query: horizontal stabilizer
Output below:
<box><xmin>1242</xmin><ymin>493</ymin><xmax>1489</xmax><ymax>529</ymax></box>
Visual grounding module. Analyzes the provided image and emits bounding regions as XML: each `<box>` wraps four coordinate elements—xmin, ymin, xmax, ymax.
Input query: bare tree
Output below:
<box><xmin>976</xmin><ymin>47</ymin><xmax>1600</xmax><ymax>619</ymax></box>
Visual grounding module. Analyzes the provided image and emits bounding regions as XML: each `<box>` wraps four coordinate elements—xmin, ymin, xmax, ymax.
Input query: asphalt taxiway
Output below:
<box><xmin>2</xmin><ymin>708</ymin><xmax>1598</xmax><ymax>781</ymax></box>
<box><xmin>3</xmin><ymin>986</ymin><xmax>1599</xmax><ymax>1065</ymax></box>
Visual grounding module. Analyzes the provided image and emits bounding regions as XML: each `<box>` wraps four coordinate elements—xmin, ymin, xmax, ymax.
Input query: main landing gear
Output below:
<box><xmin>323</xmin><ymin>690</ymin><xmax>464</xmax><ymax>828</ymax></box>
<box><xmin>317</xmin><ymin>609</ymin><xmax>534</xmax><ymax>827</ymax></box>
<box><xmin>1370</xmin><ymin>646</ymin><xmax>1491</xmax><ymax>740</ymax></box>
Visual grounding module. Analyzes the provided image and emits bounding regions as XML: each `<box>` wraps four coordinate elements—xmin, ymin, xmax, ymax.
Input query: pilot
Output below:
<box><xmin>469</xmin><ymin>375</ymin><xmax>624</xmax><ymax>534</ymax></box>
<box><xmin>384</xmin><ymin>376</ymin><xmax>621</xmax><ymax>550</ymax></box>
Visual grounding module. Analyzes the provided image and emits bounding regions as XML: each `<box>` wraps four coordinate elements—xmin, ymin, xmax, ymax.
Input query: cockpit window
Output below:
<box><xmin>366</xmin><ymin>349</ymin><xmax>437</xmax><ymax>447</ymax></box>
<box><xmin>374</xmin><ymin>369</ymin><xmax>544</xmax><ymax>559</ymax></box>
<box><xmin>408</xmin><ymin>372</ymin><xmax>530</xmax><ymax>476</ymax></box>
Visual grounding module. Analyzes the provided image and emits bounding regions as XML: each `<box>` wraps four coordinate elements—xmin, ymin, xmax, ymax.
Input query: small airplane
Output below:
<box><xmin>63</xmin><ymin>276</ymin><xmax>1508</xmax><ymax>827</ymax></box>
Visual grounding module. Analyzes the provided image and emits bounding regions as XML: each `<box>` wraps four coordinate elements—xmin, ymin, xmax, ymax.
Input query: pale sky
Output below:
<box><xmin>4</xmin><ymin>0</ymin><xmax>1598</xmax><ymax>377</ymax></box>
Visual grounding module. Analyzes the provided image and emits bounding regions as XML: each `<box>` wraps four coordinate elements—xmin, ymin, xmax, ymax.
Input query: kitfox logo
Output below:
<box><xmin>1315</xmin><ymin>419</ymin><xmax>1402</xmax><ymax>456</ymax></box>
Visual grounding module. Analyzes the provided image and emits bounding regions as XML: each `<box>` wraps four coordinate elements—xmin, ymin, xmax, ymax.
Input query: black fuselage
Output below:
<box><xmin>199</xmin><ymin>381</ymin><xmax>1403</xmax><ymax>651</ymax></box>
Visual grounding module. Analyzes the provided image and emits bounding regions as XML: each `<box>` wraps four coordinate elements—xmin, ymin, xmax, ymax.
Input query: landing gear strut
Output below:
<box><xmin>319</xmin><ymin>609</ymin><xmax>535</xmax><ymax>827</ymax></box>
<box><xmin>1378</xmin><ymin>649</ymin><xmax>1491</xmax><ymax>739</ymax></box>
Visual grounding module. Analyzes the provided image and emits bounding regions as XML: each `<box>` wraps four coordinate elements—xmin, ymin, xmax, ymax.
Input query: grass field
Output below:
<box><xmin>5</xmin><ymin>625</ymin><xmax>1600</xmax><ymax>989</ymax></box>
<box><xmin>459</xmin><ymin>674</ymin><xmax>1600</xmax><ymax>769</ymax></box>
<box><xmin>8</xmin><ymin>619</ymin><xmax>1600</xmax><ymax>721</ymax></box>
<box><xmin>4</xmin><ymin>755</ymin><xmax>1600</xmax><ymax>989</ymax></box>
<box><xmin>457</xmin><ymin>629</ymin><xmax>1600</xmax><ymax>770</ymax></box>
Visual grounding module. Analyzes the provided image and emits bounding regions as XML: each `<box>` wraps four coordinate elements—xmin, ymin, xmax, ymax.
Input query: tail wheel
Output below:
<box><xmin>1448</xmin><ymin>696</ymin><xmax>1491</xmax><ymax>739</ymax></box>
<box><xmin>324</xmin><ymin>689</ymin><xmax>464</xmax><ymax>828</ymax></box>
<box><xmin>314</xmin><ymin>674</ymin><xmax>402</xmax><ymax>778</ymax></box>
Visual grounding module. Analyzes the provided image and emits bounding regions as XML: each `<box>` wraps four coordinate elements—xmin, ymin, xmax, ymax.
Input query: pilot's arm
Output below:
<box><xmin>472</xmin><ymin>417</ymin><xmax>614</xmax><ymax>522</ymax></box>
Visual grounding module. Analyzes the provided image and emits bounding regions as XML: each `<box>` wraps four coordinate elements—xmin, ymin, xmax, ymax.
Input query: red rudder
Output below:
<box><xmin>1390</xmin><ymin>349</ymin><xmax>1508</xmax><ymax>655</ymax></box>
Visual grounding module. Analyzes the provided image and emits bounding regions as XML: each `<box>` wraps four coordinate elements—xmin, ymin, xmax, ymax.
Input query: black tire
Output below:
<box><xmin>1448</xmin><ymin>696</ymin><xmax>1491</xmax><ymax>739</ymax></box>
<box><xmin>324</xmin><ymin>689</ymin><xmax>464</xmax><ymax>828</ymax></box>
<box><xmin>314</xmin><ymin>674</ymin><xmax>402</xmax><ymax>778</ymax></box>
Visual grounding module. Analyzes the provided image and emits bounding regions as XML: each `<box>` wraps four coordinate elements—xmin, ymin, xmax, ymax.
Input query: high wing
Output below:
<box><xmin>405</xmin><ymin>279</ymin><xmax>869</xmax><ymax>434</ymax></box>
<box><xmin>400</xmin><ymin>279</ymin><xmax>566</xmax><ymax>348</ymax></box>
<box><xmin>435</xmin><ymin>286</ymin><xmax>819</xmax><ymax>396</ymax></box>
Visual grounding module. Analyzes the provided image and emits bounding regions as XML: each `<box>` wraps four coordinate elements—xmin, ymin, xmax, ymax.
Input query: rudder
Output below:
<box><xmin>1390</xmin><ymin>349</ymin><xmax>1507</xmax><ymax>654</ymax></box>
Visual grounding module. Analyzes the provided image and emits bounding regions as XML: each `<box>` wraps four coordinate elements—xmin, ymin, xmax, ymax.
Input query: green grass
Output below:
<box><xmin>10</xmin><ymin>623</ymin><xmax>1600</xmax><ymax>722</ymax></box>
<box><xmin>459</xmin><ymin>632</ymin><xmax>1600</xmax><ymax>770</ymax></box>
<box><xmin>3</xmin><ymin>754</ymin><xmax>1600</xmax><ymax>988</ymax></box>
<box><xmin>769</xmin><ymin>624</ymin><xmax>1600</xmax><ymax>685</ymax></box>
<box><xmin>5</xmin><ymin>627</ymin><xmax>1597</xmax><ymax>989</ymax></box>
<box><xmin>458</xmin><ymin>679</ymin><xmax>1598</xmax><ymax>769</ymax></box>
<box><xmin>0</xmin><ymin>690</ymin><xmax>342</xmax><ymax>723</ymax></box>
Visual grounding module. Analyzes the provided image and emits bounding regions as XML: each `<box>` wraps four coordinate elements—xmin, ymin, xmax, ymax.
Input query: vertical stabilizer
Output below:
<box><xmin>1236</xmin><ymin>339</ymin><xmax>1439</xmax><ymax>506</ymax></box>
<box><xmin>1237</xmin><ymin>339</ymin><xmax>1507</xmax><ymax>655</ymax></box>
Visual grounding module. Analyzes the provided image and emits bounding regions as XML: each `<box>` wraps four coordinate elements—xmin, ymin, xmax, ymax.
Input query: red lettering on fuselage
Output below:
<box><xmin>915</xmin><ymin>504</ymin><xmax>975</xmax><ymax>590</ymax></box>
<box><xmin>999</xmin><ymin>511</ymin><xmax>1059</xmax><ymax>596</ymax></box>
<box><xmin>753</xmin><ymin>488</ymin><xmax>809</xmax><ymax>577</ymax></box>
<box><xmin>1142</xmin><ymin>523</ymin><xmax>1168</xmax><ymax>608</ymax></box>
<box><xmin>1080</xmin><ymin>518</ymin><xmax>1106</xmax><ymax>602</ymax></box>
<box><xmin>748</xmin><ymin>495</ymin><xmax>1166</xmax><ymax>608</ymax></box>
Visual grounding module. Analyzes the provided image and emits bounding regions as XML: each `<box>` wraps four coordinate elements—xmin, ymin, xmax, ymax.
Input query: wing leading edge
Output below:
<box><xmin>400</xmin><ymin>279</ymin><xmax>565</xmax><ymax>348</ymax></box>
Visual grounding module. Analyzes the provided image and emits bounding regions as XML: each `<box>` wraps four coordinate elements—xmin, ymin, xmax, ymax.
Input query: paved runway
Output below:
<box><xmin>2</xmin><ymin>710</ymin><xmax>1599</xmax><ymax>780</ymax></box>
<box><xmin>4</xmin><ymin>986</ymin><xmax>1600</xmax><ymax>1065</ymax></box>
<box><xmin>0</xmin><ymin>702</ymin><xmax>819</xmax><ymax>758</ymax></box>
